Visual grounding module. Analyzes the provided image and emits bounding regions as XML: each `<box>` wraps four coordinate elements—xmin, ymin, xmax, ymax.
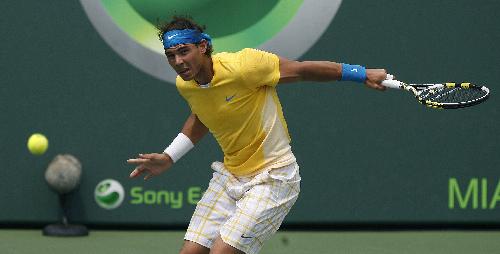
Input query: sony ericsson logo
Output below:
<box><xmin>95</xmin><ymin>179</ymin><xmax>125</xmax><ymax>210</ymax></box>
<box><xmin>94</xmin><ymin>178</ymin><xmax>203</xmax><ymax>210</ymax></box>
<box><xmin>80</xmin><ymin>0</ymin><xmax>342</xmax><ymax>83</ymax></box>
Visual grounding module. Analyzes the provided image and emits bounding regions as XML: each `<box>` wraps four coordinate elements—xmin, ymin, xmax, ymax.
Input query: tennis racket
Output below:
<box><xmin>381</xmin><ymin>74</ymin><xmax>490</xmax><ymax>109</ymax></box>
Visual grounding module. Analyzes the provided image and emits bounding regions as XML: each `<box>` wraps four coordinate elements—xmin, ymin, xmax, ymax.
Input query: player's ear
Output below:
<box><xmin>198</xmin><ymin>40</ymin><xmax>208</xmax><ymax>54</ymax></box>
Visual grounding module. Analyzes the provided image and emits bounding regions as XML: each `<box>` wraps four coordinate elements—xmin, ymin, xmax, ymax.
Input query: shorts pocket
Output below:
<box><xmin>268</xmin><ymin>163</ymin><xmax>301</xmax><ymax>184</ymax></box>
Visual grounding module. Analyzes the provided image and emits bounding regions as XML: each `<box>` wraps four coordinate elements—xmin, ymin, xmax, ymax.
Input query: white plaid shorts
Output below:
<box><xmin>184</xmin><ymin>161</ymin><xmax>301</xmax><ymax>254</ymax></box>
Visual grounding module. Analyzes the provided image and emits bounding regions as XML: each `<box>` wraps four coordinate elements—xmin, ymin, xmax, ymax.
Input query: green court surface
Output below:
<box><xmin>1</xmin><ymin>230</ymin><xmax>499</xmax><ymax>254</ymax></box>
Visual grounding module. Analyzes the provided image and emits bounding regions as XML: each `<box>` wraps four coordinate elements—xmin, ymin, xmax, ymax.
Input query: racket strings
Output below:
<box><xmin>419</xmin><ymin>87</ymin><xmax>487</xmax><ymax>103</ymax></box>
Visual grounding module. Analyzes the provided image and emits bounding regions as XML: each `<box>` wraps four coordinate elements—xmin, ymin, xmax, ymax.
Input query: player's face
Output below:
<box><xmin>165</xmin><ymin>43</ymin><xmax>206</xmax><ymax>81</ymax></box>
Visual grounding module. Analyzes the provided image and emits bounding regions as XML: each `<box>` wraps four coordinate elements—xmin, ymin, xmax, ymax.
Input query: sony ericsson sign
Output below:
<box><xmin>95</xmin><ymin>179</ymin><xmax>202</xmax><ymax>210</ymax></box>
<box><xmin>79</xmin><ymin>0</ymin><xmax>342</xmax><ymax>83</ymax></box>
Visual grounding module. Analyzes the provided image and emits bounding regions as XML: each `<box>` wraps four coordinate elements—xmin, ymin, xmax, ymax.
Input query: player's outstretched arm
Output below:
<box><xmin>127</xmin><ymin>114</ymin><xmax>208</xmax><ymax>180</ymax></box>
<box><xmin>278</xmin><ymin>57</ymin><xmax>387</xmax><ymax>90</ymax></box>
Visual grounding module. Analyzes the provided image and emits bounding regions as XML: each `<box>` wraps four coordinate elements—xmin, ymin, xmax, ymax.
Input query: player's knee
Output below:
<box><xmin>209</xmin><ymin>237</ymin><xmax>244</xmax><ymax>254</ymax></box>
<box><xmin>179</xmin><ymin>240</ymin><xmax>209</xmax><ymax>254</ymax></box>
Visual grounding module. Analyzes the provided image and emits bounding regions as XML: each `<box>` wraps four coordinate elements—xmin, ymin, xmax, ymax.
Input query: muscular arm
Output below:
<box><xmin>181</xmin><ymin>113</ymin><xmax>209</xmax><ymax>144</ymax></box>
<box><xmin>278</xmin><ymin>57</ymin><xmax>387</xmax><ymax>90</ymax></box>
<box><xmin>278</xmin><ymin>58</ymin><xmax>342</xmax><ymax>83</ymax></box>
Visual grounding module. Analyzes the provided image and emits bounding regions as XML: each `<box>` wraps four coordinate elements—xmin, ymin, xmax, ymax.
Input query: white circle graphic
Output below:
<box><xmin>79</xmin><ymin>0</ymin><xmax>342</xmax><ymax>83</ymax></box>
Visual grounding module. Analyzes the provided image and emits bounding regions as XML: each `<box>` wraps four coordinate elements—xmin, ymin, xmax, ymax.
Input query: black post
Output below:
<box><xmin>42</xmin><ymin>193</ymin><xmax>88</xmax><ymax>236</ymax></box>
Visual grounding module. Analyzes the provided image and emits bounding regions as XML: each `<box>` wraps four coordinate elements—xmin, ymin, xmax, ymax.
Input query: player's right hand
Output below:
<box><xmin>127</xmin><ymin>153</ymin><xmax>173</xmax><ymax>180</ymax></box>
<box><xmin>365</xmin><ymin>69</ymin><xmax>388</xmax><ymax>91</ymax></box>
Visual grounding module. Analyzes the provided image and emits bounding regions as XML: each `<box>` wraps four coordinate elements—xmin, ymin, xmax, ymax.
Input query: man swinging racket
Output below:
<box><xmin>128</xmin><ymin>16</ymin><xmax>387</xmax><ymax>254</ymax></box>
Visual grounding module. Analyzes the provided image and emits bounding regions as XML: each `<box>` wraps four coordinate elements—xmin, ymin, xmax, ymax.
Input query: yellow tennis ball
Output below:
<box><xmin>27</xmin><ymin>133</ymin><xmax>49</xmax><ymax>155</ymax></box>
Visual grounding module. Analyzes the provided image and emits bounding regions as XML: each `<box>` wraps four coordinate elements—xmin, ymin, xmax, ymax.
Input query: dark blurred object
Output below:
<box><xmin>43</xmin><ymin>154</ymin><xmax>88</xmax><ymax>236</ymax></box>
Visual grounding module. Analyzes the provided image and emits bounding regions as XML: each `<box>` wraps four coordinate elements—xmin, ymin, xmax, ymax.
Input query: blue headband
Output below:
<box><xmin>162</xmin><ymin>29</ymin><xmax>212</xmax><ymax>49</ymax></box>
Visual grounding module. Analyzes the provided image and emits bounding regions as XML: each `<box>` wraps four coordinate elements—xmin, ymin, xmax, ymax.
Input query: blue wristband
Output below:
<box><xmin>341</xmin><ymin>63</ymin><xmax>366</xmax><ymax>83</ymax></box>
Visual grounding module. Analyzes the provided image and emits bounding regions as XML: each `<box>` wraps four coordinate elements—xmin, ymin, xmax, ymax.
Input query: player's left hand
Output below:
<box><xmin>365</xmin><ymin>69</ymin><xmax>388</xmax><ymax>91</ymax></box>
<box><xmin>127</xmin><ymin>153</ymin><xmax>173</xmax><ymax>180</ymax></box>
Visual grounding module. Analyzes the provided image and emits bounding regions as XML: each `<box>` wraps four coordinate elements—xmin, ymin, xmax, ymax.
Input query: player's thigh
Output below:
<box><xmin>185</xmin><ymin>171</ymin><xmax>236</xmax><ymax>249</ymax></box>
<box><xmin>220</xmin><ymin>163</ymin><xmax>301</xmax><ymax>254</ymax></box>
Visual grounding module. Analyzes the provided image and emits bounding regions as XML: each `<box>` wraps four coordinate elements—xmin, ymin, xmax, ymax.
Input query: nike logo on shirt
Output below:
<box><xmin>225</xmin><ymin>94</ymin><xmax>236</xmax><ymax>102</ymax></box>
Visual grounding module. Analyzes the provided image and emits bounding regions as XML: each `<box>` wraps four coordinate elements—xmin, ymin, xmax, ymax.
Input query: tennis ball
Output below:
<box><xmin>27</xmin><ymin>133</ymin><xmax>49</xmax><ymax>155</ymax></box>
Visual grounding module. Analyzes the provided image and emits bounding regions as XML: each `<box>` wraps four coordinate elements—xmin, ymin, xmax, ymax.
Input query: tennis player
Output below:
<box><xmin>128</xmin><ymin>16</ymin><xmax>387</xmax><ymax>254</ymax></box>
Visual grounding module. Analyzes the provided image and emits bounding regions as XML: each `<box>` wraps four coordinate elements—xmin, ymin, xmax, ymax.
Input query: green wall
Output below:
<box><xmin>1</xmin><ymin>0</ymin><xmax>499</xmax><ymax>226</ymax></box>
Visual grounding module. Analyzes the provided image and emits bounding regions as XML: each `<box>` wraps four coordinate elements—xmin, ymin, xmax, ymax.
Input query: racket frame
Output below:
<box><xmin>382</xmin><ymin>79</ymin><xmax>490</xmax><ymax>109</ymax></box>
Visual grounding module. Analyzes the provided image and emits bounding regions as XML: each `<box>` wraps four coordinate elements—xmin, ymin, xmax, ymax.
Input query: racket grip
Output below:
<box><xmin>381</xmin><ymin>79</ymin><xmax>403</xmax><ymax>89</ymax></box>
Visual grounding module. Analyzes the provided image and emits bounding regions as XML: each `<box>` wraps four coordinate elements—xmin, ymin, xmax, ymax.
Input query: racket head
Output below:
<box><xmin>412</xmin><ymin>83</ymin><xmax>490</xmax><ymax>109</ymax></box>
